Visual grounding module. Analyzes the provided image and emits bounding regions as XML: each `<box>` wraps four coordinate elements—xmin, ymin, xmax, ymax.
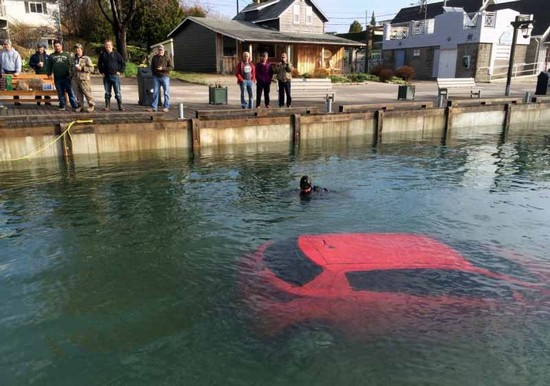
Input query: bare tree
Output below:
<box><xmin>97</xmin><ymin>0</ymin><xmax>138</xmax><ymax>60</ymax></box>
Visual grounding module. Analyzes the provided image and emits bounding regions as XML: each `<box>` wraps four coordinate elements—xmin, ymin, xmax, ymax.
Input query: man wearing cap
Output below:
<box><xmin>1</xmin><ymin>40</ymin><xmax>22</xmax><ymax>105</ymax></box>
<box><xmin>47</xmin><ymin>39</ymin><xmax>79</xmax><ymax>111</ymax></box>
<box><xmin>150</xmin><ymin>45</ymin><xmax>172</xmax><ymax>112</ymax></box>
<box><xmin>29</xmin><ymin>43</ymin><xmax>50</xmax><ymax>105</ymax></box>
<box><xmin>29</xmin><ymin>43</ymin><xmax>49</xmax><ymax>75</ymax></box>
<box><xmin>72</xmin><ymin>43</ymin><xmax>95</xmax><ymax>112</ymax></box>
<box><xmin>98</xmin><ymin>40</ymin><xmax>126</xmax><ymax>111</ymax></box>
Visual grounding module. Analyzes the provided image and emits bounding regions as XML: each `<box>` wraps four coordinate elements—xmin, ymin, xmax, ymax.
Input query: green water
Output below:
<box><xmin>1</xmin><ymin>133</ymin><xmax>549</xmax><ymax>385</ymax></box>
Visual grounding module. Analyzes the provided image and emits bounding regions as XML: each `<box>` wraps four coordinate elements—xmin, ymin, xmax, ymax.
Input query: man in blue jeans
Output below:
<box><xmin>150</xmin><ymin>45</ymin><xmax>173</xmax><ymax>112</ymax></box>
<box><xmin>235</xmin><ymin>51</ymin><xmax>256</xmax><ymax>109</ymax></box>
<box><xmin>97</xmin><ymin>40</ymin><xmax>126</xmax><ymax>111</ymax></box>
<box><xmin>47</xmin><ymin>40</ymin><xmax>79</xmax><ymax>111</ymax></box>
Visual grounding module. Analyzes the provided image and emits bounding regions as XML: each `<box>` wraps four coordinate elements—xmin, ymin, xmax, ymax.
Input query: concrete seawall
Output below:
<box><xmin>1</xmin><ymin>98</ymin><xmax>549</xmax><ymax>162</ymax></box>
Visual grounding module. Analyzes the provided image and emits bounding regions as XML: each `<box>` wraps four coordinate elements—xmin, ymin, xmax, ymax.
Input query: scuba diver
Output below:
<box><xmin>299</xmin><ymin>175</ymin><xmax>328</xmax><ymax>196</ymax></box>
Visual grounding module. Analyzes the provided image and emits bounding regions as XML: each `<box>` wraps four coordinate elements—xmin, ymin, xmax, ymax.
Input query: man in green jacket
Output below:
<box><xmin>47</xmin><ymin>40</ymin><xmax>79</xmax><ymax>111</ymax></box>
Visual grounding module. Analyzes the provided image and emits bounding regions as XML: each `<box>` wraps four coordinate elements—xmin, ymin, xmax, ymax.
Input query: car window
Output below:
<box><xmin>345</xmin><ymin>269</ymin><xmax>514</xmax><ymax>299</ymax></box>
<box><xmin>263</xmin><ymin>239</ymin><xmax>323</xmax><ymax>287</ymax></box>
<box><xmin>450</xmin><ymin>241</ymin><xmax>539</xmax><ymax>283</ymax></box>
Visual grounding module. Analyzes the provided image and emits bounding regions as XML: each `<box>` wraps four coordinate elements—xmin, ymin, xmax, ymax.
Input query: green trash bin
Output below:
<box><xmin>209</xmin><ymin>85</ymin><xmax>228</xmax><ymax>105</ymax></box>
<box><xmin>397</xmin><ymin>84</ymin><xmax>415</xmax><ymax>100</ymax></box>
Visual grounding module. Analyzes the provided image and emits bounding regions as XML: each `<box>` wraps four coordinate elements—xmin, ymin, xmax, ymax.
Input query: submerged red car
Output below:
<box><xmin>239</xmin><ymin>233</ymin><xmax>546</xmax><ymax>338</ymax></box>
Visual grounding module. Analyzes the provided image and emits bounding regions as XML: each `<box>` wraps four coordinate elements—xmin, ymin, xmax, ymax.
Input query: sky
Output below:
<box><xmin>197</xmin><ymin>0</ymin><xmax>423</xmax><ymax>33</ymax></box>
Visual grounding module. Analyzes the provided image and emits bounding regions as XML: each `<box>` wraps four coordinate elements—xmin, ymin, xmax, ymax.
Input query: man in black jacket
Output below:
<box><xmin>97</xmin><ymin>40</ymin><xmax>126</xmax><ymax>111</ymax></box>
<box><xmin>150</xmin><ymin>45</ymin><xmax>173</xmax><ymax>112</ymax></box>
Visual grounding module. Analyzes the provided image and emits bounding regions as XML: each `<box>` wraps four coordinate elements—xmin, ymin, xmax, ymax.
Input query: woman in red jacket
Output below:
<box><xmin>235</xmin><ymin>51</ymin><xmax>256</xmax><ymax>109</ymax></box>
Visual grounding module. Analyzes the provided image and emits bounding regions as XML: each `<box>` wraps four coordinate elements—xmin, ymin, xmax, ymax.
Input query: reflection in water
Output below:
<box><xmin>0</xmin><ymin>132</ymin><xmax>549</xmax><ymax>385</ymax></box>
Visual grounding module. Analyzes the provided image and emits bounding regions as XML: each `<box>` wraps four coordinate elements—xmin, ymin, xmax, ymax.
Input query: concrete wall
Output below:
<box><xmin>1</xmin><ymin>101</ymin><xmax>550</xmax><ymax>162</ymax></box>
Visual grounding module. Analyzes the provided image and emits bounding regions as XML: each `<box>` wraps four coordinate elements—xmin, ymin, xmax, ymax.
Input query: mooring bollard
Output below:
<box><xmin>178</xmin><ymin>103</ymin><xmax>185</xmax><ymax>119</ymax></box>
<box><xmin>523</xmin><ymin>91</ymin><xmax>531</xmax><ymax>104</ymax></box>
<box><xmin>437</xmin><ymin>93</ymin><xmax>446</xmax><ymax>108</ymax></box>
<box><xmin>325</xmin><ymin>94</ymin><xmax>334</xmax><ymax>113</ymax></box>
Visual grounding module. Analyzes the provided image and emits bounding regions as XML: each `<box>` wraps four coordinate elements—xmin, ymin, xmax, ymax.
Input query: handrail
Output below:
<box><xmin>477</xmin><ymin>61</ymin><xmax>547</xmax><ymax>82</ymax></box>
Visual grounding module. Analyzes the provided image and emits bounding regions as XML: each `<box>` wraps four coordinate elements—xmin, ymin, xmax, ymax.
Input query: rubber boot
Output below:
<box><xmin>104</xmin><ymin>98</ymin><xmax>111</xmax><ymax>112</ymax></box>
<box><xmin>117</xmin><ymin>99</ymin><xmax>124</xmax><ymax>111</ymax></box>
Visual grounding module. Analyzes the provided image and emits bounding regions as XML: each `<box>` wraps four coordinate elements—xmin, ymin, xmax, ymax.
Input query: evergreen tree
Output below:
<box><xmin>349</xmin><ymin>20</ymin><xmax>363</xmax><ymax>33</ymax></box>
<box><xmin>371</xmin><ymin>11</ymin><xmax>376</xmax><ymax>26</ymax></box>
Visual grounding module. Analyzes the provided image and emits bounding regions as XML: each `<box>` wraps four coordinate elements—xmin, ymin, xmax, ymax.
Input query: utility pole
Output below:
<box><xmin>365</xmin><ymin>10</ymin><xmax>369</xmax><ymax>72</ymax></box>
<box><xmin>236</xmin><ymin>0</ymin><xmax>239</xmax><ymax>15</ymax></box>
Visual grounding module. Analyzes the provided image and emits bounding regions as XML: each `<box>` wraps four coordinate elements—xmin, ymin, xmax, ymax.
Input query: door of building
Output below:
<box><xmin>395</xmin><ymin>50</ymin><xmax>405</xmax><ymax>68</ymax></box>
<box><xmin>438</xmin><ymin>49</ymin><xmax>457</xmax><ymax>78</ymax></box>
<box><xmin>433</xmin><ymin>49</ymin><xmax>440</xmax><ymax>78</ymax></box>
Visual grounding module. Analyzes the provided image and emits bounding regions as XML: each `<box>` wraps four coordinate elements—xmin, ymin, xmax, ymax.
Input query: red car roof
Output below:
<box><xmin>298</xmin><ymin>233</ymin><xmax>475</xmax><ymax>271</ymax></box>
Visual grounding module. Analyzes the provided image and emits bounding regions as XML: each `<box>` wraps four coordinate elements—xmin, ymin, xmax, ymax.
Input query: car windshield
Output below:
<box><xmin>263</xmin><ymin>238</ymin><xmax>323</xmax><ymax>287</ymax></box>
<box><xmin>346</xmin><ymin>269</ymin><xmax>515</xmax><ymax>299</ymax></box>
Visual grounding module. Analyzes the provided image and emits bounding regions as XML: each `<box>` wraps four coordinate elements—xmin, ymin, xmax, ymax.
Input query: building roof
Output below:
<box><xmin>486</xmin><ymin>0</ymin><xmax>550</xmax><ymax>36</ymax></box>
<box><xmin>168</xmin><ymin>17</ymin><xmax>363</xmax><ymax>46</ymax></box>
<box><xmin>233</xmin><ymin>0</ymin><xmax>328</xmax><ymax>23</ymax></box>
<box><xmin>391</xmin><ymin>0</ymin><xmax>484</xmax><ymax>24</ymax></box>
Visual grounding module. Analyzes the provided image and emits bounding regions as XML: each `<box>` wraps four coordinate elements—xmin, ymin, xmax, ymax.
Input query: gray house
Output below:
<box><xmin>167</xmin><ymin>0</ymin><xmax>362</xmax><ymax>74</ymax></box>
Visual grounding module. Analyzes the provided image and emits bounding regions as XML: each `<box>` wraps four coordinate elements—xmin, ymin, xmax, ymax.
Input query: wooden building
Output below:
<box><xmin>167</xmin><ymin>0</ymin><xmax>363</xmax><ymax>75</ymax></box>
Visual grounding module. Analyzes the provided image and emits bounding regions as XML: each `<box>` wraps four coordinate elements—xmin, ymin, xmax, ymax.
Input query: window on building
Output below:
<box><xmin>26</xmin><ymin>2</ymin><xmax>48</xmax><ymax>14</ymax></box>
<box><xmin>223</xmin><ymin>36</ymin><xmax>237</xmax><ymax>57</ymax></box>
<box><xmin>305</xmin><ymin>6</ymin><xmax>313</xmax><ymax>25</ymax></box>
<box><xmin>293</xmin><ymin>4</ymin><xmax>300</xmax><ymax>25</ymax></box>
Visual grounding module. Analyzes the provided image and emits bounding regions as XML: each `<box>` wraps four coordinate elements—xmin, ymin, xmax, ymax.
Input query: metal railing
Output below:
<box><xmin>477</xmin><ymin>61</ymin><xmax>546</xmax><ymax>82</ymax></box>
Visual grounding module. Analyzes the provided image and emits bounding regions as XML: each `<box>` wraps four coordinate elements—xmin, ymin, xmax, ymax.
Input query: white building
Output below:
<box><xmin>382</xmin><ymin>0</ymin><xmax>548</xmax><ymax>81</ymax></box>
<box><xmin>0</xmin><ymin>0</ymin><xmax>60</xmax><ymax>46</ymax></box>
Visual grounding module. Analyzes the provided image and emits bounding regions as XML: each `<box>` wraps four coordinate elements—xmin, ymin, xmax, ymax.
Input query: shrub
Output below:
<box><xmin>291</xmin><ymin>68</ymin><xmax>301</xmax><ymax>77</ymax></box>
<box><xmin>312</xmin><ymin>67</ymin><xmax>330</xmax><ymax>78</ymax></box>
<box><xmin>329</xmin><ymin>75</ymin><xmax>349</xmax><ymax>83</ymax></box>
<box><xmin>395</xmin><ymin>65</ymin><xmax>416</xmax><ymax>82</ymax></box>
<box><xmin>124</xmin><ymin>62</ymin><xmax>139</xmax><ymax>77</ymax></box>
<box><xmin>378</xmin><ymin>68</ymin><xmax>394</xmax><ymax>82</ymax></box>
<box><xmin>369</xmin><ymin>64</ymin><xmax>384</xmax><ymax>77</ymax></box>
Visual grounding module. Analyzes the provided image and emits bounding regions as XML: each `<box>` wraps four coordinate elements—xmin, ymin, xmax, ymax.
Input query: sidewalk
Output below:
<box><xmin>0</xmin><ymin>75</ymin><xmax>541</xmax><ymax>120</ymax></box>
<box><xmin>106</xmin><ymin>75</ymin><xmax>537</xmax><ymax>111</ymax></box>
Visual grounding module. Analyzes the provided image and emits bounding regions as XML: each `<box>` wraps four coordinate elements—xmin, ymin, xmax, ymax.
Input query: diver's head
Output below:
<box><xmin>300</xmin><ymin>175</ymin><xmax>312</xmax><ymax>193</ymax></box>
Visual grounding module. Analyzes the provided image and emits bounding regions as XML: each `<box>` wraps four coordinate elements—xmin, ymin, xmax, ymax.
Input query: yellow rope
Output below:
<box><xmin>0</xmin><ymin>119</ymin><xmax>94</xmax><ymax>162</ymax></box>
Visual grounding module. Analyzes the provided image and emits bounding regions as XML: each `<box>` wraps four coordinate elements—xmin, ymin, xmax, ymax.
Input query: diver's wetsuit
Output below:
<box><xmin>300</xmin><ymin>186</ymin><xmax>328</xmax><ymax>196</ymax></box>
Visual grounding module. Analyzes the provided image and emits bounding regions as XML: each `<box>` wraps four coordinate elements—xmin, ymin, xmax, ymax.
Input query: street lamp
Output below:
<box><xmin>505</xmin><ymin>14</ymin><xmax>534</xmax><ymax>96</ymax></box>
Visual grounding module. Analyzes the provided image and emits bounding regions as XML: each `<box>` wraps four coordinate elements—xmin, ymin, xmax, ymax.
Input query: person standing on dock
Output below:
<box><xmin>256</xmin><ymin>52</ymin><xmax>273</xmax><ymax>108</ymax></box>
<box><xmin>72</xmin><ymin>43</ymin><xmax>95</xmax><ymax>113</ymax></box>
<box><xmin>235</xmin><ymin>51</ymin><xmax>256</xmax><ymax>109</ymax></box>
<box><xmin>275</xmin><ymin>52</ymin><xmax>293</xmax><ymax>108</ymax></box>
<box><xmin>29</xmin><ymin>43</ymin><xmax>49</xmax><ymax>75</ymax></box>
<box><xmin>150</xmin><ymin>45</ymin><xmax>173</xmax><ymax>113</ymax></box>
<box><xmin>29</xmin><ymin>43</ymin><xmax>51</xmax><ymax>105</ymax></box>
<box><xmin>98</xmin><ymin>40</ymin><xmax>126</xmax><ymax>111</ymax></box>
<box><xmin>47</xmin><ymin>40</ymin><xmax>79</xmax><ymax>111</ymax></box>
<box><xmin>1</xmin><ymin>40</ymin><xmax>22</xmax><ymax>105</ymax></box>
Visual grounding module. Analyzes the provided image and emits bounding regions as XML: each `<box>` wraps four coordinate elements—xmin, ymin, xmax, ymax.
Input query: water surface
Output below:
<box><xmin>1</xmin><ymin>131</ymin><xmax>549</xmax><ymax>385</ymax></box>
